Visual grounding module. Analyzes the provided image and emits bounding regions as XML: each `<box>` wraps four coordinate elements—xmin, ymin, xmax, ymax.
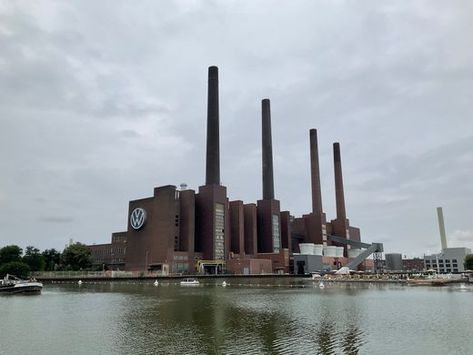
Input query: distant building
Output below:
<box><xmin>402</xmin><ymin>258</ymin><xmax>424</xmax><ymax>272</ymax></box>
<box><xmin>89</xmin><ymin>232</ymin><xmax>126</xmax><ymax>270</ymax></box>
<box><xmin>424</xmin><ymin>248</ymin><xmax>472</xmax><ymax>273</ymax></box>
<box><xmin>385</xmin><ymin>253</ymin><xmax>403</xmax><ymax>271</ymax></box>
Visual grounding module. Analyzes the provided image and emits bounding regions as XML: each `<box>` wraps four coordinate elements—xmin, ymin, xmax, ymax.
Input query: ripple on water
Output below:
<box><xmin>2</xmin><ymin>283</ymin><xmax>473</xmax><ymax>355</ymax></box>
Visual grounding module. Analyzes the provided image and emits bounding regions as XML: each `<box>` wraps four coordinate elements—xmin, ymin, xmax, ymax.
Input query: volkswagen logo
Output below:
<box><xmin>130</xmin><ymin>208</ymin><xmax>146</xmax><ymax>230</ymax></box>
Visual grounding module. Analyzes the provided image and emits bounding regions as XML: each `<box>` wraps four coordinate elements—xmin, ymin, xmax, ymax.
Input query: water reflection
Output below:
<box><xmin>104</xmin><ymin>283</ymin><xmax>368</xmax><ymax>354</ymax></box>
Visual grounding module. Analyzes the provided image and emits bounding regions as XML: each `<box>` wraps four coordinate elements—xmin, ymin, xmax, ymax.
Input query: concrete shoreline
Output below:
<box><xmin>35</xmin><ymin>274</ymin><xmax>469</xmax><ymax>285</ymax></box>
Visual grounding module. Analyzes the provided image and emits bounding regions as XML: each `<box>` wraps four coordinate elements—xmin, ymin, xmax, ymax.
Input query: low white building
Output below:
<box><xmin>424</xmin><ymin>248</ymin><xmax>471</xmax><ymax>273</ymax></box>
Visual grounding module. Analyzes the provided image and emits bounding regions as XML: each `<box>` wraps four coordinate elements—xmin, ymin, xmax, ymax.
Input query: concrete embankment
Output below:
<box><xmin>36</xmin><ymin>274</ymin><xmax>299</xmax><ymax>283</ymax></box>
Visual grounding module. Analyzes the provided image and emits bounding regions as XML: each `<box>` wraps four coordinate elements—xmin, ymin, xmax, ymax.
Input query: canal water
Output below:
<box><xmin>1</xmin><ymin>278</ymin><xmax>472</xmax><ymax>354</ymax></box>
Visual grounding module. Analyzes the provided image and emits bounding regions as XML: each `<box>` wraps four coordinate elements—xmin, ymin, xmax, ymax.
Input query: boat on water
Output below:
<box><xmin>180</xmin><ymin>279</ymin><xmax>200</xmax><ymax>286</ymax></box>
<box><xmin>0</xmin><ymin>274</ymin><xmax>43</xmax><ymax>295</ymax></box>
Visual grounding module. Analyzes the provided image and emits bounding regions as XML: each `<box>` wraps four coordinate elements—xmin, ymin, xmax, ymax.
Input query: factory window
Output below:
<box><xmin>214</xmin><ymin>203</ymin><xmax>225</xmax><ymax>260</ymax></box>
<box><xmin>453</xmin><ymin>264</ymin><xmax>458</xmax><ymax>267</ymax></box>
<box><xmin>453</xmin><ymin>259</ymin><xmax>457</xmax><ymax>263</ymax></box>
<box><xmin>446</xmin><ymin>269</ymin><xmax>451</xmax><ymax>272</ymax></box>
<box><xmin>453</xmin><ymin>269</ymin><xmax>458</xmax><ymax>272</ymax></box>
<box><xmin>174</xmin><ymin>236</ymin><xmax>179</xmax><ymax>251</ymax></box>
<box><xmin>272</xmin><ymin>214</ymin><xmax>280</xmax><ymax>253</ymax></box>
<box><xmin>445</xmin><ymin>259</ymin><xmax>450</xmax><ymax>263</ymax></box>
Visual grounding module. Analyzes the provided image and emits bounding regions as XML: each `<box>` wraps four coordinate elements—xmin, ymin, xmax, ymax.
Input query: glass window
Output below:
<box><xmin>272</xmin><ymin>214</ymin><xmax>280</xmax><ymax>253</ymax></box>
<box><xmin>214</xmin><ymin>203</ymin><xmax>225</xmax><ymax>260</ymax></box>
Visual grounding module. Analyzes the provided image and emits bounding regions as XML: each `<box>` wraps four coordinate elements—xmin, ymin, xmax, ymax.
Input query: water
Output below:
<box><xmin>1</xmin><ymin>279</ymin><xmax>472</xmax><ymax>354</ymax></box>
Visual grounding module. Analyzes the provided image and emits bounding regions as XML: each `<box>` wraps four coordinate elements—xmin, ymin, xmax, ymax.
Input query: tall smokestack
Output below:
<box><xmin>333</xmin><ymin>142</ymin><xmax>346</xmax><ymax>222</ymax></box>
<box><xmin>262</xmin><ymin>99</ymin><xmax>274</xmax><ymax>200</ymax></box>
<box><xmin>205</xmin><ymin>66</ymin><xmax>220</xmax><ymax>185</ymax></box>
<box><xmin>437</xmin><ymin>207</ymin><xmax>448</xmax><ymax>250</ymax></box>
<box><xmin>310</xmin><ymin>129</ymin><xmax>323</xmax><ymax>215</ymax></box>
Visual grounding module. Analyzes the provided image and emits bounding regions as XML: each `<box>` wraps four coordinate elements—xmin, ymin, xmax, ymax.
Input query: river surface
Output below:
<box><xmin>1</xmin><ymin>278</ymin><xmax>472</xmax><ymax>354</ymax></box>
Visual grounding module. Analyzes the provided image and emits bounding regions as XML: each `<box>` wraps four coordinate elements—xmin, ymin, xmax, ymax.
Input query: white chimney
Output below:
<box><xmin>436</xmin><ymin>207</ymin><xmax>448</xmax><ymax>250</ymax></box>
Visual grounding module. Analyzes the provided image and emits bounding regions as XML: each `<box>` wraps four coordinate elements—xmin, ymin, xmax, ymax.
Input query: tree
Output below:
<box><xmin>23</xmin><ymin>246</ymin><xmax>46</xmax><ymax>271</ymax></box>
<box><xmin>42</xmin><ymin>249</ymin><xmax>62</xmax><ymax>271</ymax></box>
<box><xmin>0</xmin><ymin>245</ymin><xmax>23</xmax><ymax>265</ymax></box>
<box><xmin>464</xmin><ymin>254</ymin><xmax>473</xmax><ymax>271</ymax></box>
<box><xmin>62</xmin><ymin>242</ymin><xmax>91</xmax><ymax>271</ymax></box>
<box><xmin>0</xmin><ymin>261</ymin><xmax>30</xmax><ymax>279</ymax></box>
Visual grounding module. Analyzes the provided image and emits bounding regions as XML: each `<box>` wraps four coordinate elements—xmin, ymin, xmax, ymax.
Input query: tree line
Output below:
<box><xmin>0</xmin><ymin>243</ymin><xmax>92</xmax><ymax>278</ymax></box>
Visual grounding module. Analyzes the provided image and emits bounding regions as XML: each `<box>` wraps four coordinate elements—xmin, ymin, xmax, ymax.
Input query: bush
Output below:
<box><xmin>0</xmin><ymin>261</ymin><xmax>30</xmax><ymax>279</ymax></box>
<box><xmin>0</xmin><ymin>245</ymin><xmax>23</xmax><ymax>264</ymax></box>
<box><xmin>62</xmin><ymin>243</ymin><xmax>91</xmax><ymax>271</ymax></box>
<box><xmin>23</xmin><ymin>246</ymin><xmax>46</xmax><ymax>271</ymax></box>
<box><xmin>464</xmin><ymin>254</ymin><xmax>473</xmax><ymax>271</ymax></box>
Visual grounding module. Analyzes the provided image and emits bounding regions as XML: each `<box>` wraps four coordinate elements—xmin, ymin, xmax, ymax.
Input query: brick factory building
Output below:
<box><xmin>88</xmin><ymin>66</ymin><xmax>363</xmax><ymax>275</ymax></box>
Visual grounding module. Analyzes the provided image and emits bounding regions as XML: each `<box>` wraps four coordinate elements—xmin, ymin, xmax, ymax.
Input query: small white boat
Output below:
<box><xmin>180</xmin><ymin>279</ymin><xmax>199</xmax><ymax>286</ymax></box>
<box><xmin>78</xmin><ymin>280</ymin><xmax>83</xmax><ymax>286</ymax></box>
<box><xmin>221</xmin><ymin>281</ymin><xmax>228</xmax><ymax>287</ymax></box>
<box><xmin>318</xmin><ymin>281</ymin><xmax>325</xmax><ymax>289</ymax></box>
<box><xmin>0</xmin><ymin>274</ymin><xmax>43</xmax><ymax>295</ymax></box>
<box><xmin>153</xmin><ymin>280</ymin><xmax>159</xmax><ymax>287</ymax></box>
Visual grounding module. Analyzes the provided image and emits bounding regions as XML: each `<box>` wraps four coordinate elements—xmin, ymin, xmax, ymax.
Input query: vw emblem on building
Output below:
<box><xmin>130</xmin><ymin>208</ymin><xmax>146</xmax><ymax>230</ymax></box>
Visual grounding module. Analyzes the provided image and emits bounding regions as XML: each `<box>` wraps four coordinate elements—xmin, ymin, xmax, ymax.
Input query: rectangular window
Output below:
<box><xmin>214</xmin><ymin>203</ymin><xmax>225</xmax><ymax>260</ymax></box>
<box><xmin>174</xmin><ymin>236</ymin><xmax>179</xmax><ymax>251</ymax></box>
<box><xmin>272</xmin><ymin>214</ymin><xmax>280</xmax><ymax>253</ymax></box>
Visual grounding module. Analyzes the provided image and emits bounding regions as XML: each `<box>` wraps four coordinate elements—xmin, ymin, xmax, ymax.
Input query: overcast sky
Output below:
<box><xmin>1</xmin><ymin>1</ymin><xmax>472</xmax><ymax>257</ymax></box>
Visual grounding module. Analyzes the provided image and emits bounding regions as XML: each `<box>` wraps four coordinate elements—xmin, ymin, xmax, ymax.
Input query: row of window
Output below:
<box><xmin>272</xmin><ymin>214</ymin><xmax>280</xmax><ymax>253</ymax></box>
<box><xmin>94</xmin><ymin>247</ymin><xmax>126</xmax><ymax>256</ymax></box>
<box><xmin>426</xmin><ymin>259</ymin><xmax>458</xmax><ymax>263</ymax></box>
<box><xmin>215</xmin><ymin>203</ymin><xmax>225</xmax><ymax>259</ymax></box>
<box><xmin>173</xmin><ymin>255</ymin><xmax>188</xmax><ymax>261</ymax></box>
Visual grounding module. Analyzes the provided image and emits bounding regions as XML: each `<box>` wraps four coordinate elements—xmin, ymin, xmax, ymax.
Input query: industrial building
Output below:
<box><xmin>88</xmin><ymin>66</ymin><xmax>376</xmax><ymax>274</ymax></box>
<box><xmin>424</xmin><ymin>207</ymin><xmax>472</xmax><ymax>273</ymax></box>
<box><xmin>385</xmin><ymin>253</ymin><xmax>403</xmax><ymax>271</ymax></box>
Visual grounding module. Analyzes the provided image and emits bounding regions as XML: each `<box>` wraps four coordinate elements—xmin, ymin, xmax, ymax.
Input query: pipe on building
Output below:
<box><xmin>262</xmin><ymin>99</ymin><xmax>275</xmax><ymax>200</ymax></box>
<box><xmin>310</xmin><ymin>129</ymin><xmax>323</xmax><ymax>215</ymax></box>
<box><xmin>437</xmin><ymin>207</ymin><xmax>448</xmax><ymax>250</ymax></box>
<box><xmin>205</xmin><ymin>66</ymin><xmax>220</xmax><ymax>185</ymax></box>
<box><xmin>333</xmin><ymin>142</ymin><xmax>347</xmax><ymax>222</ymax></box>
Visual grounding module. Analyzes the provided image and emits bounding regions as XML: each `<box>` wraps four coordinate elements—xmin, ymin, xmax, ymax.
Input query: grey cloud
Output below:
<box><xmin>40</xmin><ymin>216</ymin><xmax>74</xmax><ymax>224</ymax></box>
<box><xmin>0</xmin><ymin>0</ymin><xmax>472</xmax><ymax>257</ymax></box>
